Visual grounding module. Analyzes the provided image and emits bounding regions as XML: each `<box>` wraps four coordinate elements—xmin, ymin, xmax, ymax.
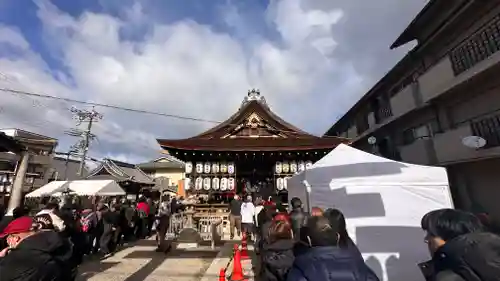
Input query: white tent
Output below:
<box><xmin>26</xmin><ymin>180</ymin><xmax>126</xmax><ymax>197</ymax></box>
<box><xmin>25</xmin><ymin>181</ymin><xmax>71</xmax><ymax>198</ymax></box>
<box><xmin>287</xmin><ymin>144</ymin><xmax>453</xmax><ymax>281</ymax></box>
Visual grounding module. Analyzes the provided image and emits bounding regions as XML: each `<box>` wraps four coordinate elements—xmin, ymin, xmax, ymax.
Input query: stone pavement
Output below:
<box><xmin>76</xmin><ymin>239</ymin><xmax>226</xmax><ymax>281</ymax></box>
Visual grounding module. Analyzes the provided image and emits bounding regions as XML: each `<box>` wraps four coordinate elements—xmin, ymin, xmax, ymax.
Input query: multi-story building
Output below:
<box><xmin>45</xmin><ymin>153</ymin><xmax>88</xmax><ymax>181</ymax></box>
<box><xmin>137</xmin><ymin>154</ymin><xmax>185</xmax><ymax>195</ymax></box>
<box><xmin>0</xmin><ymin>128</ymin><xmax>58</xmax><ymax>203</ymax></box>
<box><xmin>324</xmin><ymin>1</ymin><xmax>500</xmax><ymax>223</ymax></box>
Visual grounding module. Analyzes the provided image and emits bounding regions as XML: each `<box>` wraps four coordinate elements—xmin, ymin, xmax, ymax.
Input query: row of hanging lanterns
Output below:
<box><xmin>185</xmin><ymin>177</ymin><xmax>235</xmax><ymax>191</ymax></box>
<box><xmin>185</xmin><ymin>162</ymin><xmax>236</xmax><ymax>174</ymax></box>
<box><xmin>275</xmin><ymin>161</ymin><xmax>313</xmax><ymax>174</ymax></box>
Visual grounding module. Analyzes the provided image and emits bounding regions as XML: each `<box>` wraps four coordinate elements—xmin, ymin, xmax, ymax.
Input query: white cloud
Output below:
<box><xmin>0</xmin><ymin>0</ymin><xmax>422</xmax><ymax>163</ymax></box>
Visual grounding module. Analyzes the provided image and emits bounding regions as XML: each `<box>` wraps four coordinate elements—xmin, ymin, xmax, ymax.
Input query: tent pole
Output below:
<box><xmin>304</xmin><ymin>169</ymin><xmax>311</xmax><ymax>213</ymax></box>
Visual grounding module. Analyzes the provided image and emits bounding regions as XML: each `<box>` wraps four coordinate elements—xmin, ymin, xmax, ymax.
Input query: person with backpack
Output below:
<box><xmin>135</xmin><ymin>197</ymin><xmax>149</xmax><ymax>239</ymax></box>
<box><xmin>419</xmin><ymin>208</ymin><xmax>500</xmax><ymax>281</ymax></box>
<box><xmin>80</xmin><ymin>208</ymin><xmax>98</xmax><ymax>254</ymax></box>
<box><xmin>155</xmin><ymin>195</ymin><xmax>171</xmax><ymax>252</ymax></box>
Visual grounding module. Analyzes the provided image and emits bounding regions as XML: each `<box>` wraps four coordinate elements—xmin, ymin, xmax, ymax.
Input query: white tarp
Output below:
<box><xmin>26</xmin><ymin>180</ymin><xmax>125</xmax><ymax>197</ymax></box>
<box><xmin>25</xmin><ymin>181</ymin><xmax>70</xmax><ymax>198</ymax></box>
<box><xmin>287</xmin><ymin>144</ymin><xmax>453</xmax><ymax>281</ymax></box>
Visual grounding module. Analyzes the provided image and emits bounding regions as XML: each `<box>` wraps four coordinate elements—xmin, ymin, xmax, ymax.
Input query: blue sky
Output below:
<box><xmin>0</xmin><ymin>0</ymin><xmax>426</xmax><ymax>163</ymax></box>
<box><xmin>1</xmin><ymin>0</ymin><xmax>272</xmax><ymax>80</ymax></box>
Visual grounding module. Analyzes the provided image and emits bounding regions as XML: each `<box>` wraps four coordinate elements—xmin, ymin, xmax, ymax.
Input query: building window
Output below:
<box><xmin>470</xmin><ymin>114</ymin><xmax>500</xmax><ymax>148</ymax></box>
<box><xmin>401</xmin><ymin>119</ymin><xmax>440</xmax><ymax>145</ymax></box>
<box><xmin>450</xmin><ymin>15</ymin><xmax>500</xmax><ymax>75</ymax></box>
<box><xmin>372</xmin><ymin>96</ymin><xmax>393</xmax><ymax>124</ymax></box>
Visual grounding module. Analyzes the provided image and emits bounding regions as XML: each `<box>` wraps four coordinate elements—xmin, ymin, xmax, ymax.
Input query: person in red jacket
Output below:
<box><xmin>135</xmin><ymin>197</ymin><xmax>149</xmax><ymax>238</ymax></box>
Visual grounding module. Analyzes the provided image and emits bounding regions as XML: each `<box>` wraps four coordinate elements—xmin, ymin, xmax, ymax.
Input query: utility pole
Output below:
<box><xmin>66</xmin><ymin>106</ymin><xmax>102</xmax><ymax>178</ymax></box>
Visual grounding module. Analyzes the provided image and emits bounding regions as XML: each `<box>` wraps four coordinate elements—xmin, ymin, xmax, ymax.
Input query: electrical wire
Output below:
<box><xmin>0</xmin><ymin>86</ymin><xmax>345</xmax><ymax>138</ymax></box>
<box><xmin>0</xmin><ymin>96</ymin><xmax>161</xmax><ymax>154</ymax></box>
<box><xmin>1</xmin><ymin>87</ymin><xmax>222</xmax><ymax>123</ymax></box>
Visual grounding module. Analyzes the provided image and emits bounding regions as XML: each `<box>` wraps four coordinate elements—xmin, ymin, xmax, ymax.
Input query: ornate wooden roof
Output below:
<box><xmin>87</xmin><ymin>158</ymin><xmax>154</xmax><ymax>185</ymax></box>
<box><xmin>157</xmin><ymin>89</ymin><xmax>349</xmax><ymax>151</ymax></box>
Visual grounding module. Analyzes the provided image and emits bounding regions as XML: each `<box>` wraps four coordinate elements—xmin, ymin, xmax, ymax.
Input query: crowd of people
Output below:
<box><xmin>0</xmin><ymin>194</ymin><xmax>183</xmax><ymax>281</ymax></box>
<box><xmin>2</xmin><ymin>192</ymin><xmax>500</xmax><ymax>281</ymax></box>
<box><xmin>226</xmin><ymin>195</ymin><xmax>500</xmax><ymax>281</ymax></box>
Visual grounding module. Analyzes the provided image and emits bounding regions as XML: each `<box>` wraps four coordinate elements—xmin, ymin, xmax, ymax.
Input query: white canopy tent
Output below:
<box><xmin>26</xmin><ymin>180</ymin><xmax>126</xmax><ymax>197</ymax></box>
<box><xmin>287</xmin><ymin>144</ymin><xmax>453</xmax><ymax>281</ymax></box>
<box><xmin>25</xmin><ymin>180</ymin><xmax>69</xmax><ymax>198</ymax></box>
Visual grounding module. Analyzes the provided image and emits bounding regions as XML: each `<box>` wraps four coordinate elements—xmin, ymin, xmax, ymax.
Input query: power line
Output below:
<box><xmin>0</xmin><ymin>87</ymin><xmax>222</xmax><ymax>124</ymax></box>
<box><xmin>0</xmin><ymin>86</ymin><xmax>344</xmax><ymax>138</ymax></box>
<box><xmin>0</xmin><ymin>99</ymin><xmax>161</xmax><ymax>155</ymax></box>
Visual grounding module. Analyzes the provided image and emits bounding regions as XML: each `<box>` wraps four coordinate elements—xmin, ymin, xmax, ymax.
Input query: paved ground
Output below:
<box><xmin>76</xmin><ymin>233</ymin><xmax>260</xmax><ymax>281</ymax></box>
<box><xmin>76</xmin><ymin>239</ymin><xmax>221</xmax><ymax>281</ymax></box>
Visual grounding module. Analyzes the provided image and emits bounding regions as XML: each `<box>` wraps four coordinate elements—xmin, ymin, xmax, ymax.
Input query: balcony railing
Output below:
<box><xmin>375</xmin><ymin>104</ymin><xmax>393</xmax><ymax>124</ymax></box>
<box><xmin>470</xmin><ymin>113</ymin><xmax>500</xmax><ymax>148</ymax></box>
<box><xmin>449</xmin><ymin>15</ymin><xmax>500</xmax><ymax>75</ymax></box>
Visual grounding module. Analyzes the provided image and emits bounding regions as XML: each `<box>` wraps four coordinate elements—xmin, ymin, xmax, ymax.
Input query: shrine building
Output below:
<box><xmin>157</xmin><ymin>89</ymin><xmax>348</xmax><ymax>202</ymax></box>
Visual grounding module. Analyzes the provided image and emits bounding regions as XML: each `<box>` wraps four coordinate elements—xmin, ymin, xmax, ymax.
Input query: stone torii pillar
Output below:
<box><xmin>6</xmin><ymin>151</ymin><xmax>30</xmax><ymax>216</ymax></box>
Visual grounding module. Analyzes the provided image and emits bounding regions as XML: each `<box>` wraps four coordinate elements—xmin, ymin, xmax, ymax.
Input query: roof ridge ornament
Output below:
<box><xmin>241</xmin><ymin>88</ymin><xmax>267</xmax><ymax>109</ymax></box>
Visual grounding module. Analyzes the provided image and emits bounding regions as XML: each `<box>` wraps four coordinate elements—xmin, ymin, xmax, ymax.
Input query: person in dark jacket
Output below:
<box><xmin>289</xmin><ymin>198</ymin><xmax>307</xmax><ymax>240</ymax></box>
<box><xmin>259</xmin><ymin>217</ymin><xmax>295</xmax><ymax>281</ymax></box>
<box><xmin>100</xmin><ymin>204</ymin><xmax>119</xmax><ymax>256</ymax></box>
<box><xmin>419</xmin><ymin>208</ymin><xmax>500</xmax><ymax>281</ymax></box>
<box><xmin>0</xmin><ymin>216</ymin><xmax>75</xmax><ymax>281</ymax></box>
<box><xmin>258</xmin><ymin>206</ymin><xmax>277</xmax><ymax>251</ymax></box>
<box><xmin>324</xmin><ymin>208</ymin><xmax>362</xmax><ymax>257</ymax></box>
<box><xmin>229</xmin><ymin>195</ymin><xmax>242</xmax><ymax>239</ymax></box>
<box><xmin>287</xmin><ymin>215</ymin><xmax>379</xmax><ymax>281</ymax></box>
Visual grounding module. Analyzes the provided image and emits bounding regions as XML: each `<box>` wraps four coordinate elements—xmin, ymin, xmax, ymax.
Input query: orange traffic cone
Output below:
<box><xmin>219</xmin><ymin>268</ymin><xmax>226</xmax><ymax>281</ymax></box>
<box><xmin>240</xmin><ymin>237</ymin><xmax>249</xmax><ymax>260</ymax></box>
<box><xmin>230</xmin><ymin>247</ymin><xmax>246</xmax><ymax>281</ymax></box>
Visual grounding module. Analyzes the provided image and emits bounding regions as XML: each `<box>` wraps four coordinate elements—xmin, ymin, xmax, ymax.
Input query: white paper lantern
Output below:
<box><xmin>228</xmin><ymin>162</ymin><xmax>235</xmax><ymax>174</ymax></box>
<box><xmin>228</xmin><ymin>178</ymin><xmax>235</xmax><ymax>190</ymax></box>
<box><xmin>220</xmin><ymin>177</ymin><xmax>228</xmax><ymax>191</ymax></box>
<box><xmin>195</xmin><ymin>177</ymin><xmax>203</xmax><ymax>190</ymax></box>
<box><xmin>184</xmin><ymin>178</ymin><xmax>191</xmax><ymax>190</ymax></box>
<box><xmin>276</xmin><ymin>178</ymin><xmax>284</xmax><ymax>190</ymax></box>
<box><xmin>290</xmin><ymin>162</ymin><xmax>297</xmax><ymax>173</ymax></box>
<box><xmin>195</xmin><ymin>163</ymin><xmax>203</xmax><ymax>174</ymax></box>
<box><xmin>204</xmin><ymin>162</ymin><xmax>211</xmax><ymax>174</ymax></box>
<box><xmin>212</xmin><ymin>177</ymin><xmax>220</xmax><ymax>190</ymax></box>
<box><xmin>212</xmin><ymin>163</ymin><xmax>220</xmax><ymax>173</ymax></box>
<box><xmin>185</xmin><ymin>162</ymin><xmax>193</xmax><ymax>174</ymax></box>
<box><xmin>282</xmin><ymin>162</ymin><xmax>290</xmax><ymax>173</ymax></box>
<box><xmin>203</xmin><ymin>178</ymin><xmax>211</xmax><ymax>190</ymax></box>
<box><xmin>275</xmin><ymin>162</ymin><xmax>282</xmax><ymax>174</ymax></box>
<box><xmin>298</xmin><ymin>161</ymin><xmax>305</xmax><ymax>172</ymax></box>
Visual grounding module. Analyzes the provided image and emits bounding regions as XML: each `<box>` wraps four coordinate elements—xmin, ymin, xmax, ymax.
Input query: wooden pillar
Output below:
<box><xmin>6</xmin><ymin>151</ymin><xmax>30</xmax><ymax>216</ymax></box>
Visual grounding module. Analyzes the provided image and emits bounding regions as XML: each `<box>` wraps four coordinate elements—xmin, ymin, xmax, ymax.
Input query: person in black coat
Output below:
<box><xmin>419</xmin><ymin>208</ymin><xmax>500</xmax><ymax>281</ymax></box>
<box><xmin>259</xmin><ymin>216</ymin><xmax>295</xmax><ymax>281</ymax></box>
<box><xmin>324</xmin><ymin>208</ymin><xmax>362</xmax><ymax>258</ymax></box>
<box><xmin>100</xmin><ymin>204</ymin><xmax>120</xmax><ymax>256</ymax></box>
<box><xmin>287</xmin><ymin>216</ymin><xmax>379</xmax><ymax>281</ymax></box>
<box><xmin>0</xmin><ymin>216</ymin><xmax>76</xmax><ymax>281</ymax></box>
<box><xmin>288</xmin><ymin>198</ymin><xmax>307</xmax><ymax>240</ymax></box>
